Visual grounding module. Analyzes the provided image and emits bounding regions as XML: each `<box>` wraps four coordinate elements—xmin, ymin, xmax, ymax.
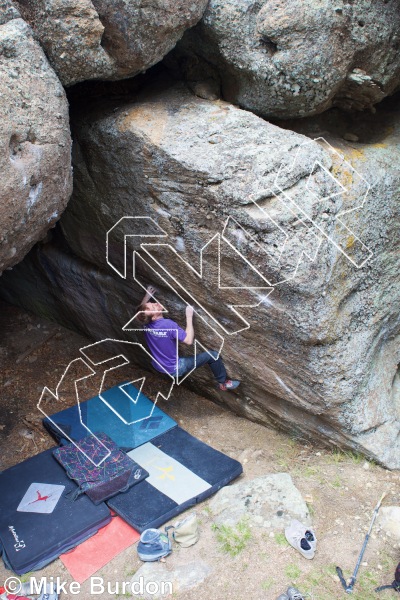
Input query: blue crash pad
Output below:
<box><xmin>43</xmin><ymin>382</ymin><xmax>177</xmax><ymax>451</ymax></box>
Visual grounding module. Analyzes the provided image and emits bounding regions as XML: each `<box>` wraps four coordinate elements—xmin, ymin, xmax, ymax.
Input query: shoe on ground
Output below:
<box><xmin>137</xmin><ymin>528</ymin><xmax>171</xmax><ymax>561</ymax></box>
<box><xmin>304</xmin><ymin>525</ymin><xmax>317</xmax><ymax>550</ymax></box>
<box><xmin>219</xmin><ymin>379</ymin><xmax>240</xmax><ymax>391</ymax></box>
<box><xmin>276</xmin><ymin>594</ymin><xmax>289</xmax><ymax>600</ymax></box>
<box><xmin>285</xmin><ymin>519</ymin><xmax>315</xmax><ymax>560</ymax></box>
<box><xmin>286</xmin><ymin>587</ymin><xmax>305</xmax><ymax>600</ymax></box>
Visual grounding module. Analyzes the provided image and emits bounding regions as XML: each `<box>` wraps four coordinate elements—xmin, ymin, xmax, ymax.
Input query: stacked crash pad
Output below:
<box><xmin>0</xmin><ymin>449</ymin><xmax>111</xmax><ymax>574</ymax></box>
<box><xmin>43</xmin><ymin>382</ymin><xmax>177</xmax><ymax>450</ymax></box>
<box><xmin>109</xmin><ymin>426</ymin><xmax>243</xmax><ymax>532</ymax></box>
<box><xmin>0</xmin><ymin>383</ymin><xmax>242</xmax><ymax>575</ymax></box>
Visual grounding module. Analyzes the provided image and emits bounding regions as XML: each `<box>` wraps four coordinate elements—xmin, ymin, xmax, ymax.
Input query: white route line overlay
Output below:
<box><xmin>222</xmin><ymin>214</ymin><xmax>323</xmax><ymax>287</ymax></box>
<box><xmin>38</xmin><ymin>137</ymin><xmax>373</xmax><ymax>464</ymax></box>
<box><xmin>121</xmin><ymin>327</ymin><xmax>222</xmax><ymax>386</ymax></box>
<box><xmin>125</xmin><ymin>258</ymin><xmax>226</xmax><ymax>383</ymax></box>
<box><xmin>106</xmin><ymin>216</ymin><xmax>168</xmax><ymax>279</ymax></box>
<box><xmin>139</xmin><ymin>233</ymin><xmax>274</xmax><ymax>336</ymax></box>
<box><xmin>124</xmin><ymin>284</ymin><xmax>225</xmax><ymax>385</ymax></box>
<box><xmin>38</xmin><ymin>340</ymin><xmax>174</xmax><ymax>467</ymax></box>
<box><xmin>274</xmin><ymin>137</ymin><xmax>373</xmax><ymax>268</ymax></box>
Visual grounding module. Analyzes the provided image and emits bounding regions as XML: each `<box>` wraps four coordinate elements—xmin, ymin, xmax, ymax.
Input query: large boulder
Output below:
<box><xmin>166</xmin><ymin>0</ymin><xmax>400</xmax><ymax>118</ymax></box>
<box><xmin>14</xmin><ymin>0</ymin><xmax>209</xmax><ymax>86</ymax></box>
<box><xmin>1</xmin><ymin>83</ymin><xmax>399</xmax><ymax>468</ymax></box>
<box><xmin>0</xmin><ymin>0</ymin><xmax>72</xmax><ymax>274</ymax></box>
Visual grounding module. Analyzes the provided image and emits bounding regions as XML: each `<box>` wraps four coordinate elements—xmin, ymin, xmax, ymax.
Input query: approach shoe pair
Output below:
<box><xmin>276</xmin><ymin>586</ymin><xmax>306</xmax><ymax>600</ymax></box>
<box><xmin>285</xmin><ymin>519</ymin><xmax>317</xmax><ymax>560</ymax></box>
<box><xmin>137</xmin><ymin>528</ymin><xmax>172</xmax><ymax>562</ymax></box>
<box><xmin>218</xmin><ymin>379</ymin><xmax>240</xmax><ymax>391</ymax></box>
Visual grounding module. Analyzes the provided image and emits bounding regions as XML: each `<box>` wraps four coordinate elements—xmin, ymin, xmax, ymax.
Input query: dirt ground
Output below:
<box><xmin>0</xmin><ymin>299</ymin><xmax>399</xmax><ymax>600</ymax></box>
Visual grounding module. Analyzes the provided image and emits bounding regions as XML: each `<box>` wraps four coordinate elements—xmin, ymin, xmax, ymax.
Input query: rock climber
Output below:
<box><xmin>136</xmin><ymin>286</ymin><xmax>240</xmax><ymax>391</ymax></box>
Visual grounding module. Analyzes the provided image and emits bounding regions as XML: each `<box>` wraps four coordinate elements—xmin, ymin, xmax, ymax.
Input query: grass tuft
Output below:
<box><xmin>275</xmin><ymin>532</ymin><xmax>290</xmax><ymax>547</ymax></box>
<box><xmin>285</xmin><ymin>563</ymin><xmax>302</xmax><ymax>581</ymax></box>
<box><xmin>261</xmin><ymin>578</ymin><xmax>274</xmax><ymax>591</ymax></box>
<box><xmin>212</xmin><ymin>517</ymin><xmax>252</xmax><ymax>557</ymax></box>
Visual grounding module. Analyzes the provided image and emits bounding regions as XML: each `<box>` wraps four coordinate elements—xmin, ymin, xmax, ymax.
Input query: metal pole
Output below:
<box><xmin>336</xmin><ymin>491</ymin><xmax>387</xmax><ymax>594</ymax></box>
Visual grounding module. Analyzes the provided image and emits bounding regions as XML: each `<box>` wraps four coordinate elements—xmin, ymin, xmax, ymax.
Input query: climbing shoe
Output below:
<box><xmin>219</xmin><ymin>379</ymin><xmax>241</xmax><ymax>391</ymax></box>
<box><xmin>137</xmin><ymin>528</ymin><xmax>171</xmax><ymax>562</ymax></box>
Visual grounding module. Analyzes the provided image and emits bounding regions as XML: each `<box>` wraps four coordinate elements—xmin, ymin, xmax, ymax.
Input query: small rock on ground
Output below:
<box><xmin>377</xmin><ymin>506</ymin><xmax>400</xmax><ymax>541</ymax></box>
<box><xmin>130</xmin><ymin>560</ymin><xmax>212</xmax><ymax>598</ymax></box>
<box><xmin>209</xmin><ymin>473</ymin><xmax>311</xmax><ymax>529</ymax></box>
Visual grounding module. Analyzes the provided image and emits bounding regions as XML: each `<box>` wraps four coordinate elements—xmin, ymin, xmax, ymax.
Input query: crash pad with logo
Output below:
<box><xmin>0</xmin><ymin>449</ymin><xmax>111</xmax><ymax>575</ymax></box>
<box><xmin>107</xmin><ymin>427</ymin><xmax>242</xmax><ymax>532</ymax></box>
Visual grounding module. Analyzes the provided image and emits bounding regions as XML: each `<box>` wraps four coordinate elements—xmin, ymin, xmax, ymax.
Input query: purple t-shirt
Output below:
<box><xmin>143</xmin><ymin>318</ymin><xmax>187</xmax><ymax>374</ymax></box>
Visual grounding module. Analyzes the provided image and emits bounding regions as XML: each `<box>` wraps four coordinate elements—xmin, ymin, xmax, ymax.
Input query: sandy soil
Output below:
<box><xmin>0</xmin><ymin>299</ymin><xmax>399</xmax><ymax>600</ymax></box>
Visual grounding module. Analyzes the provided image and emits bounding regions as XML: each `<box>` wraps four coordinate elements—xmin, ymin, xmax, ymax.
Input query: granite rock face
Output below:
<box><xmin>14</xmin><ymin>0</ymin><xmax>209</xmax><ymax>86</ymax></box>
<box><xmin>1</xmin><ymin>84</ymin><xmax>399</xmax><ymax>468</ymax></box>
<box><xmin>167</xmin><ymin>0</ymin><xmax>400</xmax><ymax>118</ymax></box>
<box><xmin>0</xmin><ymin>1</ymin><xmax>72</xmax><ymax>273</ymax></box>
